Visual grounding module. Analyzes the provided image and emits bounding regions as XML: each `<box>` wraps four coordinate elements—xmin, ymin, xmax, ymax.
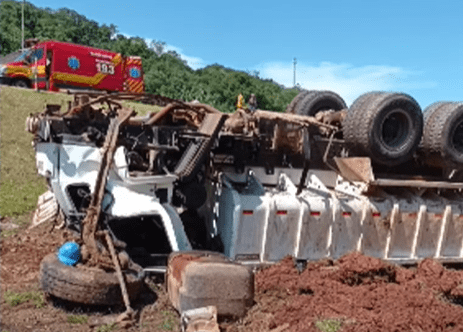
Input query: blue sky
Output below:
<box><xmin>30</xmin><ymin>0</ymin><xmax>463</xmax><ymax>108</ymax></box>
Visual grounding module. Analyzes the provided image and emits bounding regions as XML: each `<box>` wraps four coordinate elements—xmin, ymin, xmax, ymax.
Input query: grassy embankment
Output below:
<box><xmin>0</xmin><ymin>86</ymin><xmax>161</xmax><ymax>223</ymax></box>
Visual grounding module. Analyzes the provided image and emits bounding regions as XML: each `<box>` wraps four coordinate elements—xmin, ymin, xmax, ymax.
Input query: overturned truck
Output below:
<box><xmin>28</xmin><ymin>90</ymin><xmax>463</xmax><ymax>279</ymax></box>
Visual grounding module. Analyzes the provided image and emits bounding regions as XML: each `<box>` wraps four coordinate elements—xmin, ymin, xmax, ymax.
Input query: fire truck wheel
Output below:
<box><xmin>421</xmin><ymin>102</ymin><xmax>463</xmax><ymax>166</ymax></box>
<box><xmin>285</xmin><ymin>90</ymin><xmax>310</xmax><ymax>113</ymax></box>
<box><xmin>14</xmin><ymin>79</ymin><xmax>29</xmax><ymax>88</ymax></box>
<box><xmin>39</xmin><ymin>253</ymin><xmax>144</xmax><ymax>305</ymax></box>
<box><xmin>295</xmin><ymin>90</ymin><xmax>347</xmax><ymax>117</ymax></box>
<box><xmin>346</xmin><ymin>92</ymin><xmax>423</xmax><ymax>166</ymax></box>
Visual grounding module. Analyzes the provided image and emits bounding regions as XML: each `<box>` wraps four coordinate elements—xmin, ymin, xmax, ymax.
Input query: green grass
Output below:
<box><xmin>0</xmin><ymin>87</ymin><xmax>72</xmax><ymax>217</ymax></box>
<box><xmin>121</xmin><ymin>100</ymin><xmax>162</xmax><ymax>116</ymax></box>
<box><xmin>1</xmin><ymin>228</ymin><xmax>19</xmax><ymax>238</ymax></box>
<box><xmin>1</xmin><ymin>213</ymin><xmax>32</xmax><ymax>238</ymax></box>
<box><xmin>96</xmin><ymin>322</ymin><xmax>117</xmax><ymax>332</ymax></box>
<box><xmin>4</xmin><ymin>290</ymin><xmax>45</xmax><ymax>308</ymax></box>
<box><xmin>67</xmin><ymin>314</ymin><xmax>88</xmax><ymax>324</ymax></box>
<box><xmin>159</xmin><ymin>311</ymin><xmax>178</xmax><ymax>331</ymax></box>
<box><xmin>315</xmin><ymin>318</ymin><xmax>343</xmax><ymax>332</ymax></box>
<box><xmin>0</xmin><ymin>86</ymin><xmax>161</xmax><ymax>218</ymax></box>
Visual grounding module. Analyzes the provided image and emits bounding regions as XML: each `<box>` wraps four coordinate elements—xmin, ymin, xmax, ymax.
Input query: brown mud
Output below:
<box><xmin>228</xmin><ymin>253</ymin><xmax>463</xmax><ymax>332</ymax></box>
<box><xmin>3</xmin><ymin>218</ymin><xmax>463</xmax><ymax>331</ymax></box>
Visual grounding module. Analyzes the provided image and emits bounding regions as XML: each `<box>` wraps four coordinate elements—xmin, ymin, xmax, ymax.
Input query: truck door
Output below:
<box><xmin>26</xmin><ymin>46</ymin><xmax>47</xmax><ymax>90</ymax></box>
<box><xmin>123</xmin><ymin>56</ymin><xmax>145</xmax><ymax>93</ymax></box>
<box><xmin>45</xmin><ymin>50</ymin><xmax>55</xmax><ymax>91</ymax></box>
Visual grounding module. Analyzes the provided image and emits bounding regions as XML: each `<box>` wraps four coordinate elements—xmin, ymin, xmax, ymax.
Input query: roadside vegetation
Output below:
<box><xmin>0</xmin><ymin>86</ymin><xmax>160</xmax><ymax>219</ymax></box>
<box><xmin>0</xmin><ymin>0</ymin><xmax>298</xmax><ymax>113</ymax></box>
<box><xmin>0</xmin><ymin>87</ymin><xmax>71</xmax><ymax>217</ymax></box>
<box><xmin>4</xmin><ymin>289</ymin><xmax>45</xmax><ymax>308</ymax></box>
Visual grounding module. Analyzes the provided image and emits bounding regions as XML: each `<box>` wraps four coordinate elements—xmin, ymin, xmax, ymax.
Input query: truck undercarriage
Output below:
<box><xmin>27</xmin><ymin>91</ymin><xmax>463</xmax><ymax>274</ymax></box>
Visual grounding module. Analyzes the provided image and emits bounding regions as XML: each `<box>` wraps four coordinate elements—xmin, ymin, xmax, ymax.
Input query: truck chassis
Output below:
<box><xmin>27</xmin><ymin>90</ymin><xmax>463</xmax><ymax>272</ymax></box>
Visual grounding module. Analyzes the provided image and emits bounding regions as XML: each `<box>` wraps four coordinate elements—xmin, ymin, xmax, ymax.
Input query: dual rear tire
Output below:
<box><xmin>287</xmin><ymin>90</ymin><xmax>463</xmax><ymax>168</ymax></box>
<box><xmin>343</xmin><ymin>92</ymin><xmax>423</xmax><ymax>166</ymax></box>
<box><xmin>286</xmin><ymin>90</ymin><xmax>347</xmax><ymax>116</ymax></box>
<box><xmin>420</xmin><ymin>102</ymin><xmax>463</xmax><ymax>167</ymax></box>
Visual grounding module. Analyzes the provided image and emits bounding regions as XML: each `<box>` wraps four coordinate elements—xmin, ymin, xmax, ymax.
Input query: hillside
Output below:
<box><xmin>0</xmin><ymin>0</ymin><xmax>299</xmax><ymax>113</ymax></box>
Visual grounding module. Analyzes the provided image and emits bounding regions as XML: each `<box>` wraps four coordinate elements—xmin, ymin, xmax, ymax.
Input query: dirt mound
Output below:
<box><xmin>228</xmin><ymin>253</ymin><xmax>463</xmax><ymax>332</ymax></box>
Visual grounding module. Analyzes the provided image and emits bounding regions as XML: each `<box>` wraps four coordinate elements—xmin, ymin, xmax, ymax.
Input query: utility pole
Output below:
<box><xmin>293</xmin><ymin>58</ymin><xmax>297</xmax><ymax>87</ymax></box>
<box><xmin>21</xmin><ymin>0</ymin><xmax>25</xmax><ymax>51</ymax></box>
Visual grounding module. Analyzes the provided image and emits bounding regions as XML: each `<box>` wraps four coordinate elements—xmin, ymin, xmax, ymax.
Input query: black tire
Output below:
<box><xmin>421</xmin><ymin>102</ymin><xmax>463</xmax><ymax>166</ymax></box>
<box><xmin>40</xmin><ymin>253</ymin><xmax>144</xmax><ymax>305</ymax></box>
<box><xmin>418</xmin><ymin>101</ymin><xmax>451</xmax><ymax>152</ymax></box>
<box><xmin>423</xmin><ymin>101</ymin><xmax>450</xmax><ymax>126</ymax></box>
<box><xmin>14</xmin><ymin>79</ymin><xmax>29</xmax><ymax>88</ymax></box>
<box><xmin>343</xmin><ymin>92</ymin><xmax>386</xmax><ymax>149</ymax></box>
<box><xmin>294</xmin><ymin>90</ymin><xmax>347</xmax><ymax>117</ymax></box>
<box><xmin>345</xmin><ymin>92</ymin><xmax>423</xmax><ymax>166</ymax></box>
<box><xmin>285</xmin><ymin>90</ymin><xmax>310</xmax><ymax>113</ymax></box>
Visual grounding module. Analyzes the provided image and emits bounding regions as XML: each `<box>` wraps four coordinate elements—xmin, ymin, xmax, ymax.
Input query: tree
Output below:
<box><xmin>0</xmin><ymin>0</ymin><xmax>298</xmax><ymax>112</ymax></box>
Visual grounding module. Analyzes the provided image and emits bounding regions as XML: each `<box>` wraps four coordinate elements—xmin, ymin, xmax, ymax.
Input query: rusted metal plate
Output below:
<box><xmin>166</xmin><ymin>251</ymin><xmax>254</xmax><ymax>318</ymax></box>
<box><xmin>334</xmin><ymin>157</ymin><xmax>374</xmax><ymax>183</ymax></box>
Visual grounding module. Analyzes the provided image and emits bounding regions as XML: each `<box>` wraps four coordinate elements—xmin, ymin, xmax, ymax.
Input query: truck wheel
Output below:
<box><xmin>421</xmin><ymin>102</ymin><xmax>463</xmax><ymax>166</ymax></box>
<box><xmin>285</xmin><ymin>90</ymin><xmax>309</xmax><ymax>113</ymax></box>
<box><xmin>423</xmin><ymin>102</ymin><xmax>449</xmax><ymax>126</ymax></box>
<box><xmin>40</xmin><ymin>253</ymin><xmax>143</xmax><ymax>305</ymax></box>
<box><xmin>294</xmin><ymin>90</ymin><xmax>347</xmax><ymax>117</ymax></box>
<box><xmin>418</xmin><ymin>102</ymin><xmax>450</xmax><ymax>152</ymax></box>
<box><xmin>345</xmin><ymin>92</ymin><xmax>423</xmax><ymax>166</ymax></box>
<box><xmin>14</xmin><ymin>79</ymin><xmax>29</xmax><ymax>88</ymax></box>
<box><xmin>343</xmin><ymin>92</ymin><xmax>386</xmax><ymax>149</ymax></box>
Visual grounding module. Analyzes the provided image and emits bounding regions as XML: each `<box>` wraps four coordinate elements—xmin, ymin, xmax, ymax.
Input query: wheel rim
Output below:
<box><xmin>380</xmin><ymin>109</ymin><xmax>412</xmax><ymax>149</ymax></box>
<box><xmin>451</xmin><ymin>118</ymin><xmax>463</xmax><ymax>154</ymax></box>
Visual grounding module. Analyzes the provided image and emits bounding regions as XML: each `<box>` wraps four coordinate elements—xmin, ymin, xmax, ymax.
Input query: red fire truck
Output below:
<box><xmin>0</xmin><ymin>40</ymin><xmax>144</xmax><ymax>93</ymax></box>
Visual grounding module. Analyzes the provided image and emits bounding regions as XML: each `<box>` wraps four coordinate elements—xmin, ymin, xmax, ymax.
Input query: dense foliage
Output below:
<box><xmin>0</xmin><ymin>0</ymin><xmax>298</xmax><ymax>112</ymax></box>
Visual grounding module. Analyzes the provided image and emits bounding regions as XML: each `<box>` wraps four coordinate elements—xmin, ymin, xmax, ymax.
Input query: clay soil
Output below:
<box><xmin>3</xmin><ymin>217</ymin><xmax>463</xmax><ymax>332</ymax></box>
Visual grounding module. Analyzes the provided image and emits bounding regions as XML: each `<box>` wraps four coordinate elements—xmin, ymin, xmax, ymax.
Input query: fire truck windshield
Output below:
<box><xmin>23</xmin><ymin>48</ymin><xmax>43</xmax><ymax>64</ymax></box>
<box><xmin>14</xmin><ymin>50</ymin><xmax>29</xmax><ymax>62</ymax></box>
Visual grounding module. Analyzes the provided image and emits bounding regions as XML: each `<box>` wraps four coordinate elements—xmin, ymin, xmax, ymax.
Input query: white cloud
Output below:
<box><xmin>142</xmin><ymin>37</ymin><xmax>207</xmax><ymax>70</ymax></box>
<box><xmin>256</xmin><ymin>61</ymin><xmax>436</xmax><ymax>106</ymax></box>
<box><xmin>164</xmin><ymin>44</ymin><xmax>206</xmax><ymax>70</ymax></box>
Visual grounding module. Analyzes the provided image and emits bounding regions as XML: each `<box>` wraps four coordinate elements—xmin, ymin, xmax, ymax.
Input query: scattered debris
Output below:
<box><xmin>181</xmin><ymin>306</ymin><xmax>220</xmax><ymax>332</ymax></box>
<box><xmin>30</xmin><ymin>190</ymin><xmax>59</xmax><ymax>228</ymax></box>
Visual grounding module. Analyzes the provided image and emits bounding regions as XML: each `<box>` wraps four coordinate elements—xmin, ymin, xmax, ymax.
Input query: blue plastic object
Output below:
<box><xmin>57</xmin><ymin>242</ymin><xmax>80</xmax><ymax>266</ymax></box>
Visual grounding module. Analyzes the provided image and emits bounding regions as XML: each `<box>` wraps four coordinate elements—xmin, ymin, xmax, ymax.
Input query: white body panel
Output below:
<box><xmin>214</xmin><ymin>169</ymin><xmax>463</xmax><ymax>264</ymax></box>
<box><xmin>35</xmin><ymin>142</ymin><xmax>191</xmax><ymax>251</ymax></box>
